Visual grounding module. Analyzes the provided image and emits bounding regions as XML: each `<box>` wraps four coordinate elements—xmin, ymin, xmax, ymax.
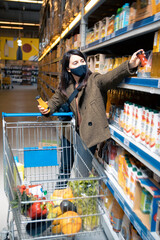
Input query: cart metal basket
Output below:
<box><xmin>2</xmin><ymin>112</ymin><xmax>107</xmax><ymax>240</ymax></box>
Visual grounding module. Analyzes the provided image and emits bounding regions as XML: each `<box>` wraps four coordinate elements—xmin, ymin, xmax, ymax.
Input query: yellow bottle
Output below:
<box><xmin>14</xmin><ymin>156</ymin><xmax>24</xmax><ymax>184</ymax></box>
<box><xmin>36</xmin><ymin>96</ymin><xmax>50</xmax><ymax>112</ymax></box>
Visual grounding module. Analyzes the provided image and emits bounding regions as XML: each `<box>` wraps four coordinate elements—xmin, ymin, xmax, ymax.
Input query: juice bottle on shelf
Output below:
<box><xmin>145</xmin><ymin>108</ymin><xmax>153</xmax><ymax>147</ymax></box>
<box><xmin>131</xmin><ymin>103</ymin><xmax>136</xmax><ymax>138</ymax></box>
<box><xmin>110</xmin><ymin>198</ymin><xmax>124</xmax><ymax>232</ymax></box>
<box><xmin>118</xmin><ymin>154</ymin><xmax>125</xmax><ymax>188</ymax></box>
<box><xmin>157</xmin><ymin>116</ymin><xmax>160</xmax><ymax>155</ymax></box>
<box><xmin>106</xmin><ymin>90</ymin><xmax>111</xmax><ymax>118</ymax></box>
<box><xmin>149</xmin><ymin>110</ymin><xmax>159</xmax><ymax>152</ymax></box>
<box><xmin>122</xmin><ymin>3</ymin><xmax>130</xmax><ymax>28</ymax></box>
<box><xmin>134</xmin><ymin>105</ymin><xmax>143</xmax><ymax>142</ymax></box>
<box><xmin>157</xmin><ymin>52</ymin><xmax>160</xmax><ymax>77</ymax></box>
<box><xmin>125</xmin><ymin>102</ymin><xmax>133</xmax><ymax>137</ymax></box>
<box><xmin>114</xmin><ymin>8</ymin><xmax>121</xmax><ymax>31</ymax></box>
<box><xmin>151</xmin><ymin>52</ymin><xmax>158</xmax><ymax>78</ymax></box>
<box><xmin>130</xmin><ymin>167</ymin><xmax>137</xmax><ymax>202</ymax></box>
<box><xmin>126</xmin><ymin>163</ymin><xmax>132</xmax><ymax>197</ymax></box>
<box><xmin>140</xmin><ymin>107</ymin><xmax>147</xmax><ymax>144</ymax></box>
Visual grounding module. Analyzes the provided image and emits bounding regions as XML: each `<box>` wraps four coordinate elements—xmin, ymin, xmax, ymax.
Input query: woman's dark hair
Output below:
<box><xmin>59</xmin><ymin>49</ymin><xmax>91</xmax><ymax>92</ymax></box>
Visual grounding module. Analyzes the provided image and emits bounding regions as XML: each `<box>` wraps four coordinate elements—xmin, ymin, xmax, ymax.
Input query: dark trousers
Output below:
<box><xmin>56</xmin><ymin>136</ymin><xmax>96</xmax><ymax>188</ymax></box>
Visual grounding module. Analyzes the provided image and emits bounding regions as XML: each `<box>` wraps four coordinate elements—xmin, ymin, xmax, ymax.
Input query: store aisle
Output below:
<box><xmin>0</xmin><ymin>84</ymin><xmax>39</xmax><ymax>233</ymax></box>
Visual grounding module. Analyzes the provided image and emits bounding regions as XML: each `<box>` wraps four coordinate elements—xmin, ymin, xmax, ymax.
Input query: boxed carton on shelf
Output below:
<box><xmin>86</xmin><ymin>29</ymin><xmax>94</xmax><ymax>45</ymax></box>
<box><xmin>87</xmin><ymin>55</ymin><xmax>95</xmax><ymax>72</ymax></box>
<box><xmin>107</xmin><ymin>15</ymin><xmax>115</xmax><ymax>35</ymax></box>
<box><xmin>134</xmin><ymin>178</ymin><xmax>160</xmax><ymax>231</ymax></box>
<box><xmin>94</xmin><ymin>21</ymin><xmax>103</xmax><ymax>41</ymax></box>
<box><xmin>73</xmin><ymin>0</ymin><xmax>81</xmax><ymax>17</ymax></box>
<box><xmin>129</xmin><ymin>2</ymin><xmax>137</xmax><ymax>24</ymax></box>
<box><xmin>156</xmin><ymin>0</ymin><xmax>160</xmax><ymax>13</ymax></box>
<box><xmin>94</xmin><ymin>54</ymin><xmax>105</xmax><ymax>74</ymax></box>
<box><xmin>56</xmin><ymin>44</ymin><xmax>61</xmax><ymax>58</ymax></box>
<box><xmin>51</xmin><ymin>50</ymin><xmax>57</xmax><ymax>62</ymax></box>
<box><xmin>135</xmin><ymin>0</ymin><xmax>156</xmax><ymax>22</ymax></box>
<box><xmin>51</xmin><ymin>63</ymin><xmax>57</xmax><ymax>72</ymax></box>
<box><xmin>73</xmin><ymin>34</ymin><xmax>81</xmax><ymax>49</ymax></box>
<box><xmin>100</xmin><ymin>17</ymin><xmax>109</xmax><ymax>39</ymax></box>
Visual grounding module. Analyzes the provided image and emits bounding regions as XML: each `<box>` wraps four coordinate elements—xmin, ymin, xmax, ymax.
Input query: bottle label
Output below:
<box><xmin>112</xmin><ymin>217</ymin><xmax>123</xmax><ymax>232</ymax></box>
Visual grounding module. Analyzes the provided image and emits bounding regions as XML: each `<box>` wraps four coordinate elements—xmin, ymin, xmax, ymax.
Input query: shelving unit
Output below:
<box><xmin>38</xmin><ymin>1</ymin><xmax>160</xmax><ymax>239</ymax></box>
<box><xmin>1</xmin><ymin>61</ymin><xmax>38</xmax><ymax>85</ymax></box>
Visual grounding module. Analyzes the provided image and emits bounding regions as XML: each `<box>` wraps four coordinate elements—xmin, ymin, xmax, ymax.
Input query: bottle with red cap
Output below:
<box><xmin>137</xmin><ymin>51</ymin><xmax>148</xmax><ymax>67</ymax></box>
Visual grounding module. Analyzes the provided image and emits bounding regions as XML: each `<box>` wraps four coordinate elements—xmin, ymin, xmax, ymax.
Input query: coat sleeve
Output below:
<box><xmin>47</xmin><ymin>89</ymin><xmax>65</xmax><ymax>114</ymax></box>
<box><xmin>93</xmin><ymin>60</ymin><xmax>136</xmax><ymax>90</ymax></box>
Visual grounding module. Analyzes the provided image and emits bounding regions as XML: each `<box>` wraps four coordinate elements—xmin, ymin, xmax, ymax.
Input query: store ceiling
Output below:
<box><xmin>0</xmin><ymin>0</ymin><xmax>42</xmax><ymax>38</ymax></box>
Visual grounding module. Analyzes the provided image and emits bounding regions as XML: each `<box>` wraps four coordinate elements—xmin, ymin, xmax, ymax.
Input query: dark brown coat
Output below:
<box><xmin>48</xmin><ymin>60</ymin><xmax>135</xmax><ymax>148</ymax></box>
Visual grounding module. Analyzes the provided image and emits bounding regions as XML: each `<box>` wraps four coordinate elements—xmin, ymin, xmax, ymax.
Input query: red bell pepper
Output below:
<box><xmin>27</xmin><ymin>202</ymin><xmax>47</xmax><ymax>219</ymax></box>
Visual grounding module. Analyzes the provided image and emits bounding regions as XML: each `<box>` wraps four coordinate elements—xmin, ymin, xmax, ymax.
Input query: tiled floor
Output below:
<box><xmin>0</xmin><ymin>84</ymin><xmax>38</xmax><ymax>234</ymax></box>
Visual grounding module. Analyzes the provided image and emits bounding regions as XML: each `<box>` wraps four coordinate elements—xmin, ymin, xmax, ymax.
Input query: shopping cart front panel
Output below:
<box><xmin>2</xmin><ymin>113</ymin><xmax>106</xmax><ymax>240</ymax></box>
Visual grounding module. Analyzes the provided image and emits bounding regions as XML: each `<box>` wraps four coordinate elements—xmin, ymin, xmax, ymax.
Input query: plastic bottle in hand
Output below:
<box><xmin>36</xmin><ymin>96</ymin><xmax>50</xmax><ymax>113</ymax></box>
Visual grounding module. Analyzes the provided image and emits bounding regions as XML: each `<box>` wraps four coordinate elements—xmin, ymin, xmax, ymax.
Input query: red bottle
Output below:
<box><xmin>137</xmin><ymin>51</ymin><xmax>148</xmax><ymax>67</ymax></box>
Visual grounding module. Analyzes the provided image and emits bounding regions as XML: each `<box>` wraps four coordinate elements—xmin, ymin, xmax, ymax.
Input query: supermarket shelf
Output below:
<box><xmin>105</xmin><ymin>171</ymin><xmax>159</xmax><ymax>240</ymax></box>
<box><xmin>39</xmin><ymin>77</ymin><xmax>55</xmax><ymax>93</ymax></box>
<box><xmin>40</xmin><ymin>71</ymin><xmax>60</xmax><ymax>76</ymax></box>
<box><xmin>109</xmin><ymin>125</ymin><xmax>160</xmax><ymax>177</ymax></box>
<box><xmin>82</xmin><ymin>13</ymin><xmax>160</xmax><ymax>53</ymax></box>
<box><xmin>119</xmin><ymin>77</ymin><xmax>160</xmax><ymax>94</ymax></box>
<box><xmin>94</xmin><ymin>158</ymin><xmax>159</xmax><ymax>240</ymax></box>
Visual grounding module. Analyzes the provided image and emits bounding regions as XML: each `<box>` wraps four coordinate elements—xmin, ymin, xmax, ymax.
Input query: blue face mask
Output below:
<box><xmin>70</xmin><ymin>64</ymin><xmax>87</xmax><ymax>77</ymax></box>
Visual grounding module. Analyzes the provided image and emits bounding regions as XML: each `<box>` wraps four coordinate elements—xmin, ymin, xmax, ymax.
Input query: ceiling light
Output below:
<box><xmin>0</xmin><ymin>21</ymin><xmax>39</xmax><ymax>26</ymax></box>
<box><xmin>0</xmin><ymin>26</ymin><xmax>23</xmax><ymax>29</ymax></box>
<box><xmin>85</xmin><ymin>0</ymin><xmax>99</xmax><ymax>14</ymax></box>
<box><xmin>5</xmin><ymin>0</ymin><xmax>43</xmax><ymax>4</ymax></box>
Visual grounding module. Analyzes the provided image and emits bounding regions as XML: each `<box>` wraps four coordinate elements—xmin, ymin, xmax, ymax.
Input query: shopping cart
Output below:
<box><xmin>2</xmin><ymin>76</ymin><xmax>13</xmax><ymax>89</ymax></box>
<box><xmin>2</xmin><ymin>112</ymin><xmax>107</xmax><ymax>240</ymax></box>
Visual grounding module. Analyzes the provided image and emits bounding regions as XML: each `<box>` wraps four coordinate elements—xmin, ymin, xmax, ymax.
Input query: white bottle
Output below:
<box><xmin>145</xmin><ymin>109</ymin><xmax>153</xmax><ymax>148</ymax></box>
<box><xmin>134</xmin><ymin>105</ymin><xmax>143</xmax><ymax>142</ymax></box>
<box><xmin>126</xmin><ymin>102</ymin><xmax>133</xmax><ymax>137</ymax></box>
<box><xmin>149</xmin><ymin>110</ymin><xmax>159</xmax><ymax>152</ymax></box>
<box><xmin>130</xmin><ymin>167</ymin><xmax>137</xmax><ymax>203</ymax></box>
<box><xmin>131</xmin><ymin>103</ymin><xmax>136</xmax><ymax>139</ymax></box>
<box><xmin>140</xmin><ymin>107</ymin><xmax>147</xmax><ymax>145</ymax></box>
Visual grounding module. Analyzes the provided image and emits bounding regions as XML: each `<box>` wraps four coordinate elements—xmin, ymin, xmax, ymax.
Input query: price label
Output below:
<box><xmin>105</xmin><ymin>35</ymin><xmax>110</xmax><ymax>41</ymax></box>
<box><xmin>110</xmin><ymin>128</ymin><xmax>114</xmax><ymax>135</ymax></box>
<box><xmin>124</xmin><ymin>138</ymin><xmax>129</xmax><ymax>147</ymax></box>
<box><xmin>154</xmin><ymin>12</ymin><xmax>160</xmax><ymax>21</ymax></box>
<box><xmin>124</xmin><ymin>205</ymin><xmax>131</xmax><ymax>221</ymax></box>
<box><xmin>99</xmin><ymin>38</ymin><xmax>102</xmax><ymax>43</ymax></box>
<box><xmin>158</xmin><ymin>79</ymin><xmax>160</xmax><ymax>88</ymax></box>
<box><xmin>111</xmin><ymin>32</ymin><xmax>116</xmax><ymax>38</ymax></box>
<box><xmin>127</xmin><ymin>24</ymin><xmax>133</xmax><ymax>32</ymax></box>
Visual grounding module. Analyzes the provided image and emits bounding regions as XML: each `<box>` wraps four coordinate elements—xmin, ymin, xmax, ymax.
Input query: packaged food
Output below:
<box><xmin>110</xmin><ymin>198</ymin><xmax>124</xmax><ymax>232</ymax></box>
<box><xmin>140</xmin><ymin>187</ymin><xmax>153</xmax><ymax>214</ymax></box>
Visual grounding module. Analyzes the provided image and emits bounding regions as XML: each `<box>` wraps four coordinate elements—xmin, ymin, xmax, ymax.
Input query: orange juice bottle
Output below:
<box><xmin>36</xmin><ymin>96</ymin><xmax>50</xmax><ymax>112</ymax></box>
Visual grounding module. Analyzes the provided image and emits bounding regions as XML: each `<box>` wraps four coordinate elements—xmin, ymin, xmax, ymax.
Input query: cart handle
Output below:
<box><xmin>2</xmin><ymin>112</ymin><xmax>74</xmax><ymax>118</ymax></box>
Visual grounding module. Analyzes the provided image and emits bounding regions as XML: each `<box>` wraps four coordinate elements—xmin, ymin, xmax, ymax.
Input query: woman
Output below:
<box><xmin>38</xmin><ymin>49</ymin><xmax>142</xmax><ymax>182</ymax></box>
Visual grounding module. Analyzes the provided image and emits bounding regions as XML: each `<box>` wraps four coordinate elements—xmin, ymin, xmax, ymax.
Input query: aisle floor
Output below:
<box><xmin>0</xmin><ymin>84</ymin><xmax>39</xmax><ymax>234</ymax></box>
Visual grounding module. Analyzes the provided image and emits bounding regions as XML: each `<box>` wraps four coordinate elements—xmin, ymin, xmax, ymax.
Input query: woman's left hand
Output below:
<box><xmin>129</xmin><ymin>49</ymin><xmax>145</xmax><ymax>69</ymax></box>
